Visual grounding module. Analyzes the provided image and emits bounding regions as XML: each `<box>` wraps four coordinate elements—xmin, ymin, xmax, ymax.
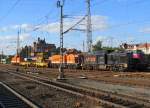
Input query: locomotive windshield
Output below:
<box><xmin>132</xmin><ymin>50</ymin><xmax>143</xmax><ymax>59</ymax></box>
<box><xmin>132</xmin><ymin>50</ymin><xmax>142</xmax><ymax>54</ymax></box>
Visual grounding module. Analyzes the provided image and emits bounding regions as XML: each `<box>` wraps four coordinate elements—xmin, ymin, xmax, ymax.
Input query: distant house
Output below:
<box><xmin>121</xmin><ymin>43</ymin><xmax>150</xmax><ymax>54</ymax></box>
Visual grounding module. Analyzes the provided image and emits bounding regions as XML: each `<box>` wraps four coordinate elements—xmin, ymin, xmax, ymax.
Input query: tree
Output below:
<box><xmin>92</xmin><ymin>40</ymin><xmax>102</xmax><ymax>51</ymax></box>
<box><xmin>102</xmin><ymin>47</ymin><xmax>121</xmax><ymax>53</ymax></box>
<box><xmin>52</xmin><ymin>47</ymin><xmax>67</xmax><ymax>55</ymax></box>
<box><xmin>92</xmin><ymin>40</ymin><xmax>122</xmax><ymax>52</ymax></box>
<box><xmin>6</xmin><ymin>55</ymin><xmax>13</xmax><ymax>64</ymax></box>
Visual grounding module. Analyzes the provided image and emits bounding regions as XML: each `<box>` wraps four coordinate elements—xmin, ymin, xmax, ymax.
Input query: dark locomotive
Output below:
<box><xmin>82</xmin><ymin>50</ymin><xmax>148</xmax><ymax>71</ymax></box>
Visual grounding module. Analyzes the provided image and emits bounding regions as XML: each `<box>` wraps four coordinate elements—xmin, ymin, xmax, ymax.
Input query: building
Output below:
<box><xmin>33</xmin><ymin>37</ymin><xmax>56</xmax><ymax>60</ymax></box>
<box><xmin>20</xmin><ymin>37</ymin><xmax>56</xmax><ymax>59</ymax></box>
<box><xmin>121</xmin><ymin>43</ymin><xmax>150</xmax><ymax>54</ymax></box>
<box><xmin>20</xmin><ymin>45</ymin><xmax>33</xmax><ymax>58</ymax></box>
<box><xmin>33</xmin><ymin>37</ymin><xmax>56</xmax><ymax>53</ymax></box>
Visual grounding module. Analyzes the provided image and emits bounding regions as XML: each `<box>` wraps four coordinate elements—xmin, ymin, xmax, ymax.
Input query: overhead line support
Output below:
<box><xmin>63</xmin><ymin>15</ymin><xmax>87</xmax><ymax>34</ymax></box>
<box><xmin>86</xmin><ymin>0</ymin><xmax>92</xmax><ymax>53</ymax></box>
<box><xmin>57</xmin><ymin>0</ymin><xmax>65</xmax><ymax>79</ymax></box>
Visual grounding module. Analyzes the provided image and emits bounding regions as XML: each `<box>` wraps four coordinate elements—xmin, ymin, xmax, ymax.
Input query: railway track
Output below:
<box><xmin>0</xmin><ymin>82</ymin><xmax>39</xmax><ymax>108</ymax></box>
<box><xmin>2</xmin><ymin>64</ymin><xmax>150</xmax><ymax>88</ymax></box>
<box><xmin>2</xmin><ymin>68</ymin><xmax>150</xmax><ymax>108</ymax></box>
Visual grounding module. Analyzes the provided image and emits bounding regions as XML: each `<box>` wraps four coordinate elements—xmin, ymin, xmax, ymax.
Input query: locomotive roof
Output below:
<box><xmin>90</xmin><ymin>50</ymin><xmax>107</xmax><ymax>55</ymax></box>
<box><xmin>83</xmin><ymin>50</ymin><xmax>107</xmax><ymax>55</ymax></box>
<box><xmin>108</xmin><ymin>50</ymin><xmax>129</xmax><ymax>55</ymax></box>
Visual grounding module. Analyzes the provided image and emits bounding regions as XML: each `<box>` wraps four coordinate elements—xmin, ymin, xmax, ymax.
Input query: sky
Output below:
<box><xmin>0</xmin><ymin>0</ymin><xmax>150</xmax><ymax>55</ymax></box>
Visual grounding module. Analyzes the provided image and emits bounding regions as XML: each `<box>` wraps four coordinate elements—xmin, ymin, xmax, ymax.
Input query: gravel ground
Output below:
<box><xmin>1</xmin><ymin>64</ymin><xmax>150</xmax><ymax>87</ymax></box>
<box><xmin>61</xmin><ymin>78</ymin><xmax>150</xmax><ymax>102</ymax></box>
<box><xmin>0</xmin><ymin>72</ymin><xmax>101</xmax><ymax>108</ymax></box>
<box><xmin>1</xmin><ymin>64</ymin><xmax>150</xmax><ymax>107</ymax></box>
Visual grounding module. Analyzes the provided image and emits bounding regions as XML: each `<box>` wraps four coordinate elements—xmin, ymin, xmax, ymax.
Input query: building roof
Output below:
<box><xmin>121</xmin><ymin>43</ymin><xmax>150</xmax><ymax>50</ymax></box>
<box><xmin>138</xmin><ymin>43</ymin><xmax>150</xmax><ymax>48</ymax></box>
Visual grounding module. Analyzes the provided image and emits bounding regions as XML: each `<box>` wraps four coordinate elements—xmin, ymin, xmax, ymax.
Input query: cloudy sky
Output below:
<box><xmin>0</xmin><ymin>0</ymin><xmax>150</xmax><ymax>55</ymax></box>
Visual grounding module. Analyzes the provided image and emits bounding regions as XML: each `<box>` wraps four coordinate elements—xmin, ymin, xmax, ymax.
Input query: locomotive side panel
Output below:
<box><xmin>82</xmin><ymin>51</ymin><xmax>107</xmax><ymax>70</ymax></box>
<box><xmin>49</xmin><ymin>55</ymin><xmax>67</xmax><ymax>68</ymax></box>
<box><xmin>11</xmin><ymin>55</ymin><xmax>23</xmax><ymax>65</ymax></box>
<box><xmin>66</xmin><ymin>54</ymin><xmax>83</xmax><ymax>69</ymax></box>
<box><xmin>82</xmin><ymin>54</ymin><xmax>97</xmax><ymax>70</ymax></box>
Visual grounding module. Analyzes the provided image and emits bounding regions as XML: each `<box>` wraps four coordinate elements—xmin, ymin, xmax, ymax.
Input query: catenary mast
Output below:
<box><xmin>86</xmin><ymin>0</ymin><xmax>92</xmax><ymax>53</ymax></box>
<box><xmin>57</xmin><ymin>0</ymin><xmax>65</xmax><ymax>79</ymax></box>
<box><xmin>17</xmin><ymin>28</ymin><xmax>21</xmax><ymax>56</ymax></box>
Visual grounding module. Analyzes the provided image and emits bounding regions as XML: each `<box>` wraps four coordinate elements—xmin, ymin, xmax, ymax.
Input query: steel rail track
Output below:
<box><xmin>0</xmin><ymin>82</ymin><xmax>39</xmax><ymax>108</ymax></box>
<box><xmin>0</xmin><ymin>65</ymin><xmax>149</xmax><ymax>101</ymax></box>
<box><xmin>1</xmin><ymin>66</ymin><xmax>150</xmax><ymax>103</ymax></box>
<box><xmin>2</xmin><ymin>69</ymin><xmax>150</xmax><ymax>108</ymax></box>
<box><xmin>6</xmin><ymin>65</ymin><xmax>150</xmax><ymax>87</ymax></box>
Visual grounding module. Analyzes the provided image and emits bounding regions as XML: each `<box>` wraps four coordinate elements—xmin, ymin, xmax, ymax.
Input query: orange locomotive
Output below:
<box><xmin>49</xmin><ymin>53</ymin><xmax>83</xmax><ymax>69</ymax></box>
<box><xmin>49</xmin><ymin>54</ymin><xmax>67</xmax><ymax>68</ymax></box>
<box><xmin>11</xmin><ymin>55</ymin><xmax>23</xmax><ymax>65</ymax></box>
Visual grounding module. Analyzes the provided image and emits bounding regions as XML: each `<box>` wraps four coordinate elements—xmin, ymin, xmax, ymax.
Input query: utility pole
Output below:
<box><xmin>1</xmin><ymin>49</ymin><xmax>3</xmax><ymax>63</ymax></box>
<box><xmin>83</xmin><ymin>41</ymin><xmax>85</xmax><ymax>52</ymax></box>
<box><xmin>86</xmin><ymin>0</ymin><xmax>92</xmax><ymax>53</ymax></box>
<box><xmin>17</xmin><ymin>28</ymin><xmax>21</xmax><ymax>56</ymax></box>
<box><xmin>57</xmin><ymin>0</ymin><xmax>65</xmax><ymax>79</ymax></box>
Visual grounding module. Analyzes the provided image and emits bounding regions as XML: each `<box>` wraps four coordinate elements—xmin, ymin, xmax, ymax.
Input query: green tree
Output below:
<box><xmin>102</xmin><ymin>47</ymin><xmax>121</xmax><ymax>53</ymax></box>
<box><xmin>92</xmin><ymin>40</ymin><xmax>122</xmax><ymax>52</ymax></box>
<box><xmin>92</xmin><ymin>40</ymin><xmax>102</xmax><ymax>51</ymax></box>
<box><xmin>52</xmin><ymin>47</ymin><xmax>67</xmax><ymax>55</ymax></box>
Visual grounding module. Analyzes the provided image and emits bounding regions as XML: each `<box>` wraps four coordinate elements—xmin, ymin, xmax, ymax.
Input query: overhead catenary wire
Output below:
<box><xmin>63</xmin><ymin>15</ymin><xmax>87</xmax><ymax>34</ymax></box>
<box><xmin>0</xmin><ymin>0</ymin><xmax>21</xmax><ymax>22</ymax></box>
<box><xmin>1</xmin><ymin>0</ymin><xmax>149</xmax><ymax>52</ymax></box>
<box><xmin>16</xmin><ymin>0</ymin><xmax>59</xmax><ymax>34</ymax></box>
<box><xmin>35</xmin><ymin>5</ymin><xmax>59</xmax><ymax>25</ymax></box>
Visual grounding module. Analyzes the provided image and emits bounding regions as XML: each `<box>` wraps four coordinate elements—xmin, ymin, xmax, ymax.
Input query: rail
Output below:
<box><xmin>0</xmin><ymin>82</ymin><xmax>39</xmax><ymax>108</ymax></box>
<box><xmin>2</xmin><ymin>69</ymin><xmax>150</xmax><ymax>108</ymax></box>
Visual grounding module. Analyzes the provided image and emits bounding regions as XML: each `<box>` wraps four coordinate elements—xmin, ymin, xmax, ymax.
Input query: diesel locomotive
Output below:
<box><xmin>82</xmin><ymin>50</ymin><xmax>148</xmax><ymax>71</ymax></box>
